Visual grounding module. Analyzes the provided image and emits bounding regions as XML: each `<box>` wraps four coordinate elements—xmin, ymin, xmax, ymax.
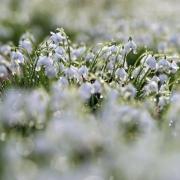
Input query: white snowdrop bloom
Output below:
<box><xmin>64</xmin><ymin>66</ymin><xmax>78</xmax><ymax>79</ymax></box>
<box><xmin>85</xmin><ymin>52</ymin><xmax>95</xmax><ymax>62</ymax></box>
<box><xmin>92</xmin><ymin>80</ymin><xmax>102</xmax><ymax>94</ymax></box>
<box><xmin>0</xmin><ymin>65</ymin><xmax>8</xmax><ymax>78</ymax></box>
<box><xmin>145</xmin><ymin>55</ymin><xmax>157</xmax><ymax>70</ymax></box>
<box><xmin>109</xmin><ymin>45</ymin><xmax>118</xmax><ymax>53</ymax></box>
<box><xmin>78</xmin><ymin>65</ymin><xmax>88</xmax><ymax>78</ymax></box>
<box><xmin>54</xmin><ymin>46</ymin><xmax>66</xmax><ymax>60</ymax></box>
<box><xmin>36</xmin><ymin>56</ymin><xmax>53</xmax><ymax>71</ymax></box>
<box><xmin>19</xmin><ymin>39</ymin><xmax>32</xmax><ymax>53</ymax></box>
<box><xmin>115</xmin><ymin>68</ymin><xmax>128</xmax><ymax>82</ymax></box>
<box><xmin>158</xmin><ymin>74</ymin><xmax>168</xmax><ymax>84</ymax></box>
<box><xmin>144</xmin><ymin>80</ymin><xmax>158</xmax><ymax>95</ymax></box>
<box><xmin>50</xmin><ymin>32</ymin><xmax>65</xmax><ymax>44</ymax></box>
<box><xmin>170</xmin><ymin>60</ymin><xmax>179</xmax><ymax>74</ymax></box>
<box><xmin>11</xmin><ymin>50</ymin><xmax>24</xmax><ymax>64</ymax></box>
<box><xmin>79</xmin><ymin>82</ymin><xmax>92</xmax><ymax>99</ymax></box>
<box><xmin>72</xmin><ymin>46</ymin><xmax>86</xmax><ymax>60</ymax></box>
<box><xmin>0</xmin><ymin>44</ymin><xmax>11</xmax><ymax>55</ymax></box>
<box><xmin>45</xmin><ymin>65</ymin><xmax>57</xmax><ymax>78</ymax></box>
<box><xmin>124</xmin><ymin>37</ymin><xmax>137</xmax><ymax>54</ymax></box>
<box><xmin>157</xmin><ymin>58</ymin><xmax>170</xmax><ymax>72</ymax></box>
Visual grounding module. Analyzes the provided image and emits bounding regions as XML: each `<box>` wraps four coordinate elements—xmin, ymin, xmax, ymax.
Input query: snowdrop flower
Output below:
<box><xmin>71</xmin><ymin>46</ymin><xmax>86</xmax><ymax>60</ymax></box>
<box><xmin>79</xmin><ymin>82</ymin><xmax>92</xmax><ymax>100</ymax></box>
<box><xmin>64</xmin><ymin>66</ymin><xmax>78</xmax><ymax>79</ymax></box>
<box><xmin>0</xmin><ymin>44</ymin><xmax>11</xmax><ymax>55</ymax></box>
<box><xmin>124</xmin><ymin>37</ymin><xmax>137</xmax><ymax>54</ymax></box>
<box><xmin>115</xmin><ymin>68</ymin><xmax>128</xmax><ymax>82</ymax></box>
<box><xmin>158</xmin><ymin>74</ymin><xmax>168</xmax><ymax>84</ymax></box>
<box><xmin>109</xmin><ymin>45</ymin><xmax>118</xmax><ymax>53</ymax></box>
<box><xmin>0</xmin><ymin>65</ymin><xmax>9</xmax><ymax>79</ymax></box>
<box><xmin>85</xmin><ymin>52</ymin><xmax>95</xmax><ymax>62</ymax></box>
<box><xmin>170</xmin><ymin>60</ymin><xmax>179</xmax><ymax>74</ymax></box>
<box><xmin>45</xmin><ymin>65</ymin><xmax>57</xmax><ymax>78</ymax></box>
<box><xmin>78</xmin><ymin>65</ymin><xmax>88</xmax><ymax>79</ymax></box>
<box><xmin>19</xmin><ymin>38</ymin><xmax>32</xmax><ymax>53</ymax></box>
<box><xmin>36</xmin><ymin>56</ymin><xmax>53</xmax><ymax>71</ymax></box>
<box><xmin>50</xmin><ymin>32</ymin><xmax>65</xmax><ymax>45</ymax></box>
<box><xmin>54</xmin><ymin>46</ymin><xmax>66</xmax><ymax>60</ymax></box>
<box><xmin>144</xmin><ymin>80</ymin><xmax>158</xmax><ymax>95</ymax></box>
<box><xmin>157</xmin><ymin>58</ymin><xmax>170</xmax><ymax>72</ymax></box>
<box><xmin>92</xmin><ymin>80</ymin><xmax>102</xmax><ymax>94</ymax></box>
<box><xmin>11</xmin><ymin>50</ymin><xmax>24</xmax><ymax>64</ymax></box>
<box><xmin>145</xmin><ymin>55</ymin><xmax>157</xmax><ymax>70</ymax></box>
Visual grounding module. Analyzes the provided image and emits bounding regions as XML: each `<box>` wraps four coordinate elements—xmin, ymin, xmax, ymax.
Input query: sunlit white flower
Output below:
<box><xmin>157</xmin><ymin>58</ymin><xmax>170</xmax><ymax>72</ymax></box>
<box><xmin>0</xmin><ymin>44</ymin><xmax>11</xmax><ymax>55</ymax></box>
<box><xmin>144</xmin><ymin>80</ymin><xmax>158</xmax><ymax>95</ymax></box>
<box><xmin>11</xmin><ymin>50</ymin><xmax>24</xmax><ymax>64</ymax></box>
<box><xmin>170</xmin><ymin>60</ymin><xmax>179</xmax><ymax>74</ymax></box>
<box><xmin>54</xmin><ymin>46</ymin><xmax>66</xmax><ymax>60</ymax></box>
<box><xmin>85</xmin><ymin>52</ymin><xmax>95</xmax><ymax>62</ymax></box>
<box><xmin>145</xmin><ymin>55</ymin><xmax>157</xmax><ymax>70</ymax></box>
<box><xmin>124</xmin><ymin>37</ymin><xmax>137</xmax><ymax>54</ymax></box>
<box><xmin>64</xmin><ymin>66</ymin><xmax>78</xmax><ymax>79</ymax></box>
<box><xmin>19</xmin><ymin>39</ymin><xmax>32</xmax><ymax>53</ymax></box>
<box><xmin>50</xmin><ymin>32</ymin><xmax>65</xmax><ymax>44</ymax></box>
<box><xmin>36</xmin><ymin>56</ymin><xmax>53</xmax><ymax>71</ymax></box>
<box><xmin>115</xmin><ymin>68</ymin><xmax>128</xmax><ymax>82</ymax></box>
<box><xmin>45</xmin><ymin>65</ymin><xmax>57</xmax><ymax>78</ymax></box>
<box><xmin>92</xmin><ymin>80</ymin><xmax>102</xmax><ymax>94</ymax></box>
<box><xmin>78</xmin><ymin>65</ymin><xmax>88</xmax><ymax>79</ymax></box>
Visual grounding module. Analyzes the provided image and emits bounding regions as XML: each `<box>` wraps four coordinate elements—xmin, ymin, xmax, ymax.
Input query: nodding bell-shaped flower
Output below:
<box><xmin>144</xmin><ymin>80</ymin><xmax>158</xmax><ymax>95</ymax></box>
<box><xmin>19</xmin><ymin>38</ymin><xmax>33</xmax><ymax>54</ymax></box>
<box><xmin>145</xmin><ymin>55</ymin><xmax>157</xmax><ymax>70</ymax></box>
<box><xmin>45</xmin><ymin>65</ymin><xmax>57</xmax><ymax>78</ymax></box>
<box><xmin>157</xmin><ymin>57</ymin><xmax>170</xmax><ymax>72</ymax></box>
<box><xmin>11</xmin><ymin>50</ymin><xmax>24</xmax><ymax>64</ymax></box>
<box><xmin>78</xmin><ymin>65</ymin><xmax>88</xmax><ymax>79</ymax></box>
<box><xmin>54</xmin><ymin>46</ymin><xmax>66</xmax><ymax>60</ymax></box>
<box><xmin>92</xmin><ymin>80</ymin><xmax>102</xmax><ymax>94</ymax></box>
<box><xmin>124</xmin><ymin>37</ymin><xmax>137</xmax><ymax>54</ymax></box>
<box><xmin>115</xmin><ymin>68</ymin><xmax>128</xmax><ymax>82</ymax></box>
<box><xmin>170</xmin><ymin>60</ymin><xmax>179</xmax><ymax>74</ymax></box>
<box><xmin>85</xmin><ymin>52</ymin><xmax>95</xmax><ymax>62</ymax></box>
<box><xmin>36</xmin><ymin>56</ymin><xmax>53</xmax><ymax>71</ymax></box>
<box><xmin>64</xmin><ymin>66</ymin><xmax>78</xmax><ymax>79</ymax></box>
<box><xmin>0</xmin><ymin>44</ymin><xmax>11</xmax><ymax>55</ymax></box>
<box><xmin>50</xmin><ymin>31</ymin><xmax>65</xmax><ymax>45</ymax></box>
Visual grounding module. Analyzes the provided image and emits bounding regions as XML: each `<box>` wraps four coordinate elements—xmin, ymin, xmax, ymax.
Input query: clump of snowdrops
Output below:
<box><xmin>0</xmin><ymin>28</ymin><xmax>180</xmax><ymax>179</ymax></box>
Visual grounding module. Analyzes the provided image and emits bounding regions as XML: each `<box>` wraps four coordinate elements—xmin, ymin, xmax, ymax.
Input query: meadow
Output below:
<box><xmin>0</xmin><ymin>0</ymin><xmax>180</xmax><ymax>179</ymax></box>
